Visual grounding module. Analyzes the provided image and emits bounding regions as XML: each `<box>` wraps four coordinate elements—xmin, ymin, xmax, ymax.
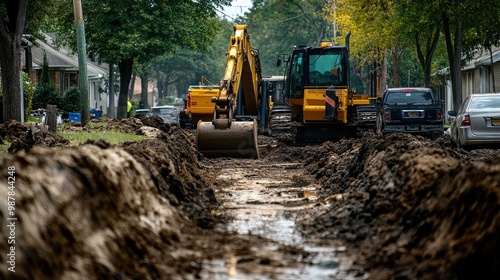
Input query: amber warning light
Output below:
<box><xmin>320</xmin><ymin>41</ymin><xmax>332</xmax><ymax>47</ymax></box>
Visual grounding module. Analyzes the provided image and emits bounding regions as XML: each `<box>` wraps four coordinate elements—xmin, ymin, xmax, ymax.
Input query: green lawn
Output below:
<box><xmin>0</xmin><ymin>121</ymin><xmax>151</xmax><ymax>153</ymax></box>
<box><xmin>57</xmin><ymin>129</ymin><xmax>150</xmax><ymax>145</ymax></box>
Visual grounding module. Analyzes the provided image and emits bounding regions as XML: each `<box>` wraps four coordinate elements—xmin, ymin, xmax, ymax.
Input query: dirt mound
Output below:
<box><xmin>121</xmin><ymin>129</ymin><xmax>218</xmax><ymax>228</ymax></box>
<box><xmin>0</xmin><ymin>126</ymin><xmax>220</xmax><ymax>280</ymax></box>
<box><xmin>299</xmin><ymin>132</ymin><xmax>500</xmax><ymax>279</ymax></box>
<box><xmin>0</xmin><ymin>120</ymin><xmax>70</xmax><ymax>153</ymax></box>
<box><xmin>97</xmin><ymin>116</ymin><xmax>171</xmax><ymax>134</ymax></box>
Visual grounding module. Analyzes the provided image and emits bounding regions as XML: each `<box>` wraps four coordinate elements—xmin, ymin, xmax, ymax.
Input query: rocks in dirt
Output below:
<box><xmin>299</xmin><ymin>132</ymin><xmax>500</xmax><ymax>279</ymax></box>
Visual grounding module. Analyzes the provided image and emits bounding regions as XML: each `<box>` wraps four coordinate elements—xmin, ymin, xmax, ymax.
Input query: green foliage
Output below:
<box><xmin>130</xmin><ymin>98</ymin><xmax>139</xmax><ymax>115</ymax></box>
<box><xmin>145</xmin><ymin>19</ymin><xmax>232</xmax><ymax>99</ymax></box>
<box><xmin>22</xmin><ymin>72</ymin><xmax>35</xmax><ymax>119</ymax></box>
<box><xmin>40</xmin><ymin>51</ymin><xmax>50</xmax><ymax>86</ymax></box>
<box><xmin>61</xmin><ymin>87</ymin><xmax>81</xmax><ymax>114</ymax></box>
<box><xmin>50</xmin><ymin>0</ymin><xmax>229</xmax><ymax>118</ymax></box>
<box><xmin>246</xmin><ymin>0</ymin><xmax>330</xmax><ymax>76</ymax></box>
<box><xmin>32</xmin><ymin>84</ymin><xmax>62</xmax><ymax>109</ymax></box>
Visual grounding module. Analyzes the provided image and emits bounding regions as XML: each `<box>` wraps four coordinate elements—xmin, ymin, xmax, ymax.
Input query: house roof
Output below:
<box><xmin>433</xmin><ymin>46</ymin><xmax>500</xmax><ymax>76</ymax></box>
<box><xmin>24</xmin><ymin>33</ymin><xmax>107</xmax><ymax>78</ymax></box>
<box><xmin>472</xmin><ymin>47</ymin><xmax>500</xmax><ymax>66</ymax></box>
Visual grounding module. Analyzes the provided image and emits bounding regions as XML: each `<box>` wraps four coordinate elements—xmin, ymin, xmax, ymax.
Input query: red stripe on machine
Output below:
<box><xmin>325</xmin><ymin>96</ymin><xmax>336</xmax><ymax>108</ymax></box>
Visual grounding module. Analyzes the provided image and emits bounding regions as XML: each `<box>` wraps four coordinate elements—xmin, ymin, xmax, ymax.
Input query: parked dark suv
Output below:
<box><xmin>376</xmin><ymin>87</ymin><xmax>444</xmax><ymax>138</ymax></box>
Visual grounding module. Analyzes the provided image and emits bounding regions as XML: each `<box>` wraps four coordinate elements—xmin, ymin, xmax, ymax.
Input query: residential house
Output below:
<box><xmin>461</xmin><ymin>46</ymin><xmax>500</xmax><ymax>96</ymax></box>
<box><xmin>434</xmin><ymin>46</ymin><xmax>500</xmax><ymax>114</ymax></box>
<box><xmin>21</xmin><ymin>34</ymin><xmax>108</xmax><ymax>112</ymax></box>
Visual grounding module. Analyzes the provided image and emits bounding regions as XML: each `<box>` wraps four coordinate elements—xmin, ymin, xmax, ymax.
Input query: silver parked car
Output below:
<box><xmin>449</xmin><ymin>93</ymin><xmax>500</xmax><ymax>148</ymax></box>
<box><xmin>148</xmin><ymin>105</ymin><xmax>179</xmax><ymax>125</ymax></box>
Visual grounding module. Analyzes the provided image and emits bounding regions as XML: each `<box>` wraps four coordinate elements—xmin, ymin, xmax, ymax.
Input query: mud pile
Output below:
<box><xmin>0</xmin><ymin>120</ymin><xmax>70</xmax><ymax>153</ymax></box>
<box><xmin>0</xmin><ymin>119</ymin><xmax>220</xmax><ymax>279</ymax></box>
<box><xmin>300</xmin><ymin>132</ymin><xmax>500</xmax><ymax>279</ymax></box>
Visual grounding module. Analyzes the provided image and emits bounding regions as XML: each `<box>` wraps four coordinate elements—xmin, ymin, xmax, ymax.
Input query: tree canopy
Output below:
<box><xmin>51</xmin><ymin>0</ymin><xmax>229</xmax><ymax>118</ymax></box>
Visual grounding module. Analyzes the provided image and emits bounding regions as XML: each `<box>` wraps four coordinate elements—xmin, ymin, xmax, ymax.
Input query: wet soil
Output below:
<box><xmin>0</xmin><ymin>118</ymin><xmax>499</xmax><ymax>279</ymax></box>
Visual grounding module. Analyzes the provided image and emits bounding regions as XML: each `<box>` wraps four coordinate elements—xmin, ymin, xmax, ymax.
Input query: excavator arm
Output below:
<box><xmin>197</xmin><ymin>25</ymin><xmax>262</xmax><ymax>158</ymax></box>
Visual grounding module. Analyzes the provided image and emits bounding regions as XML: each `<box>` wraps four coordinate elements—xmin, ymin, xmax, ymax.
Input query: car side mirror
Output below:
<box><xmin>447</xmin><ymin>110</ymin><xmax>457</xmax><ymax>117</ymax></box>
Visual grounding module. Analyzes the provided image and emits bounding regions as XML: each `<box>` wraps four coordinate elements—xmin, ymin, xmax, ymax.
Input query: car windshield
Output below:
<box><xmin>469</xmin><ymin>96</ymin><xmax>500</xmax><ymax>110</ymax></box>
<box><xmin>385</xmin><ymin>91</ymin><xmax>433</xmax><ymax>105</ymax></box>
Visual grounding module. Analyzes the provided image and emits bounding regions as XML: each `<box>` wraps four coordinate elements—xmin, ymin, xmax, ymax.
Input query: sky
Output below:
<box><xmin>218</xmin><ymin>0</ymin><xmax>253</xmax><ymax>20</ymax></box>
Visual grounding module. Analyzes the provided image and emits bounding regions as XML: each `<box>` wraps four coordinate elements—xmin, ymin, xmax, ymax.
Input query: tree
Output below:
<box><xmin>331</xmin><ymin>0</ymin><xmax>398</xmax><ymax>94</ymax></box>
<box><xmin>438</xmin><ymin>0</ymin><xmax>500</xmax><ymax>110</ymax></box>
<box><xmin>32</xmin><ymin>52</ymin><xmax>62</xmax><ymax>110</ymax></box>
<box><xmin>53</xmin><ymin>0</ymin><xmax>230</xmax><ymax>119</ymax></box>
<box><xmin>246</xmin><ymin>0</ymin><xmax>332</xmax><ymax>76</ymax></box>
<box><xmin>149</xmin><ymin>20</ymin><xmax>232</xmax><ymax>100</ymax></box>
<box><xmin>460</xmin><ymin>0</ymin><xmax>500</xmax><ymax>93</ymax></box>
<box><xmin>0</xmin><ymin>0</ymin><xmax>56</xmax><ymax>122</ymax></box>
<box><xmin>394</xmin><ymin>0</ymin><xmax>443</xmax><ymax>87</ymax></box>
<box><xmin>0</xmin><ymin>0</ymin><xmax>29</xmax><ymax>122</ymax></box>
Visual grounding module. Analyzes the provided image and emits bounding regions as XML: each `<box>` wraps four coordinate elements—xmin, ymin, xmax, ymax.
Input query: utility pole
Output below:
<box><xmin>108</xmin><ymin>63</ymin><xmax>115</xmax><ymax>118</ymax></box>
<box><xmin>73</xmin><ymin>0</ymin><xmax>89</xmax><ymax>126</ymax></box>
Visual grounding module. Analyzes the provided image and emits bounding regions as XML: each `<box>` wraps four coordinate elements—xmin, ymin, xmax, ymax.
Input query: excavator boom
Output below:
<box><xmin>196</xmin><ymin>25</ymin><xmax>262</xmax><ymax>158</ymax></box>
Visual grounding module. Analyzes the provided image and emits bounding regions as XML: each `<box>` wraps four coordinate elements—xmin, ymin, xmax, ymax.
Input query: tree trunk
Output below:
<box><xmin>128</xmin><ymin>73</ymin><xmax>136</xmax><ymax>99</ymax></box>
<box><xmin>118</xmin><ymin>59</ymin><xmax>134</xmax><ymax>119</ymax></box>
<box><xmin>442</xmin><ymin>11</ymin><xmax>463</xmax><ymax>111</ymax></box>
<box><xmin>156</xmin><ymin>71</ymin><xmax>164</xmax><ymax>100</ymax></box>
<box><xmin>108</xmin><ymin>63</ymin><xmax>115</xmax><ymax>118</ymax></box>
<box><xmin>379</xmin><ymin>51</ymin><xmax>388</xmax><ymax>95</ymax></box>
<box><xmin>0</xmin><ymin>0</ymin><xmax>29</xmax><ymax>123</ymax></box>
<box><xmin>140</xmin><ymin>74</ymin><xmax>149</xmax><ymax>109</ymax></box>
<box><xmin>490</xmin><ymin>47</ymin><xmax>496</xmax><ymax>92</ymax></box>
<box><xmin>391</xmin><ymin>46</ymin><xmax>405</xmax><ymax>88</ymax></box>
<box><xmin>416</xmin><ymin>28</ymin><xmax>441</xmax><ymax>88</ymax></box>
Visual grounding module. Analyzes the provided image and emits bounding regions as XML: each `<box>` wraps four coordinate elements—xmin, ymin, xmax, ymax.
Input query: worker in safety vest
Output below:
<box><xmin>127</xmin><ymin>98</ymin><xmax>132</xmax><ymax>118</ymax></box>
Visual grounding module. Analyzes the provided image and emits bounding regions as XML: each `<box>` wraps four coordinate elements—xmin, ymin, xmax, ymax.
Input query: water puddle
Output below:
<box><xmin>199</xmin><ymin>161</ymin><xmax>364</xmax><ymax>279</ymax></box>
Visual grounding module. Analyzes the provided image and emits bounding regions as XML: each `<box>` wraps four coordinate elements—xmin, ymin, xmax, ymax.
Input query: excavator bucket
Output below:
<box><xmin>196</xmin><ymin>120</ymin><xmax>260</xmax><ymax>159</ymax></box>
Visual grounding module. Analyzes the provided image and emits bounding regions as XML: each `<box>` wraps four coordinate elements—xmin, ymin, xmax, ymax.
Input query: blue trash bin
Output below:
<box><xmin>90</xmin><ymin>109</ymin><xmax>103</xmax><ymax>119</ymax></box>
<box><xmin>68</xmin><ymin>112</ymin><xmax>81</xmax><ymax>123</ymax></box>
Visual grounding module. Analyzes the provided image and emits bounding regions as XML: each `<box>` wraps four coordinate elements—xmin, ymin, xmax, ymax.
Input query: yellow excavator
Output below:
<box><xmin>196</xmin><ymin>25</ymin><xmax>265</xmax><ymax>159</ymax></box>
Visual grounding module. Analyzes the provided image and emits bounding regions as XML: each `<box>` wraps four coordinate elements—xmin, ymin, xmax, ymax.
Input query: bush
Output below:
<box><xmin>32</xmin><ymin>84</ymin><xmax>62</xmax><ymax>110</ymax></box>
<box><xmin>62</xmin><ymin>87</ymin><xmax>81</xmax><ymax>114</ymax></box>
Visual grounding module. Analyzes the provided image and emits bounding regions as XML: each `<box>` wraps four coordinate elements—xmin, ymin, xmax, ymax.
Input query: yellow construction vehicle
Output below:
<box><xmin>196</xmin><ymin>25</ymin><xmax>267</xmax><ymax>159</ymax></box>
<box><xmin>277</xmin><ymin>32</ymin><xmax>376</xmax><ymax>142</ymax></box>
<box><xmin>185</xmin><ymin>78</ymin><xmax>219</xmax><ymax>126</ymax></box>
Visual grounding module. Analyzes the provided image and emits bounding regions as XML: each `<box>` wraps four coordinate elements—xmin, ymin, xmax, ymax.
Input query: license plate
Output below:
<box><xmin>406</xmin><ymin>125</ymin><xmax>420</xmax><ymax>131</ymax></box>
<box><xmin>492</xmin><ymin>119</ymin><xmax>500</xmax><ymax>126</ymax></box>
<box><xmin>408</xmin><ymin>111</ymin><xmax>419</xmax><ymax>117</ymax></box>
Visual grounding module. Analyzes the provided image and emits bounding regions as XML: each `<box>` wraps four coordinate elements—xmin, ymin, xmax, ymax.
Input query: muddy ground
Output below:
<box><xmin>0</xmin><ymin>118</ymin><xmax>499</xmax><ymax>279</ymax></box>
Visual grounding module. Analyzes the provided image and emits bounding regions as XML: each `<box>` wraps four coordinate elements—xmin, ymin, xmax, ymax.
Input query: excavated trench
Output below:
<box><xmin>0</xmin><ymin>118</ymin><xmax>499</xmax><ymax>280</ymax></box>
<box><xmin>198</xmin><ymin>158</ymin><xmax>362</xmax><ymax>279</ymax></box>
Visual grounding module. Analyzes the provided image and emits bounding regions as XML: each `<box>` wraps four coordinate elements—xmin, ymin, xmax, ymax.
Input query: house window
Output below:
<box><xmin>64</xmin><ymin>72</ymin><xmax>78</xmax><ymax>90</ymax></box>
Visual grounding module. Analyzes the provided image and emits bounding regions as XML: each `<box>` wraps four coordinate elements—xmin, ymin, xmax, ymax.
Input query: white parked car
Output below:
<box><xmin>148</xmin><ymin>105</ymin><xmax>179</xmax><ymax>125</ymax></box>
<box><xmin>449</xmin><ymin>93</ymin><xmax>500</xmax><ymax>148</ymax></box>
